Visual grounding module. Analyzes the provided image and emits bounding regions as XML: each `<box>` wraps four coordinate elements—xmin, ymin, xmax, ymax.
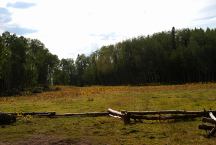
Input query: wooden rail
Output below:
<box><xmin>209</xmin><ymin>112</ymin><xmax>216</xmax><ymax>121</ymax></box>
<box><xmin>107</xmin><ymin>108</ymin><xmax>214</xmax><ymax>124</ymax></box>
<box><xmin>202</xmin><ymin>117</ymin><xmax>216</xmax><ymax>124</ymax></box>
<box><xmin>2</xmin><ymin>109</ymin><xmax>216</xmax><ymax>138</ymax></box>
<box><xmin>108</xmin><ymin>108</ymin><xmax>123</xmax><ymax>116</ymax></box>
<box><xmin>1</xmin><ymin>109</ymin><xmax>216</xmax><ymax>125</ymax></box>
<box><xmin>2</xmin><ymin>112</ymin><xmax>56</xmax><ymax>116</ymax></box>
<box><xmin>130</xmin><ymin>114</ymin><xmax>199</xmax><ymax>120</ymax></box>
<box><xmin>128</xmin><ymin>110</ymin><xmax>216</xmax><ymax>115</ymax></box>
<box><xmin>54</xmin><ymin>112</ymin><xmax>109</xmax><ymax>117</ymax></box>
<box><xmin>199</xmin><ymin>112</ymin><xmax>216</xmax><ymax>138</ymax></box>
<box><xmin>108</xmin><ymin>108</ymin><xmax>131</xmax><ymax>124</ymax></box>
<box><xmin>0</xmin><ymin>113</ymin><xmax>16</xmax><ymax>125</ymax></box>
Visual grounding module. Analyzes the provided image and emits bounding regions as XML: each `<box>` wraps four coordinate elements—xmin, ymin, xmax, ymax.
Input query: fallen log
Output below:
<box><xmin>107</xmin><ymin>108</ymin><xmax>212</xmax><ymax>124</ymax></box>
<box><xmin>208</xmin><ymin>127</ymin><xmax>216</xmax><ymax>137</ymax></box>
<box><xmin>128</xmin><ymin>110</ymin><xmax>216</xmax><ymax>115</ymax></box>
<box><xmin>121</xmin><ymin>110</ymin><xmax>131</xmax><ymax>124</ymax></box>
<box><xmin>107</xmin><ymin>109</ymin><xmax>131</xmax><ymax>124</ymax></box>
<box><xmin>109</xmin><ymin>114</ymin><xmax>122</xmax><ymax>119</ymax></box>
<box><xmin>209</xmin><ymin>112</ymin><xmax>216</xmax><ymax>121</ymax></box>
<box><xmin>130</xmin><ymin>114</ymin><xmax>199</xmax><ymax>120</ymax></box>
<box><xmin>107</xmin><ymin>108</ymin><xmax>123</xmax><ymax>117</ymax></box>
<box><xmin>0</xmin><ymin>113</ymin><xmax>16</xmax><ymax>125</ymax></box>
<box><xmin>201</xmin><ymin>114</ymin><xmax>216</xmax><ymax>137</ymax></box>
<box><xmin>61</xmin><ymin>112</ymin><xmax>108</xmax><ymax>117</ymax></box>
<box><xmin>2</xmin><ymin>112</ymin><xmax>56</xmax><ymax>116</ymax></box>
<box><xmin>202</xmin><ymin>117</ymin><xmax>216</xmax><ymax>124</ymax></box>
<box><xmin>199</xmin><ymin>124</ymin><xmax>214</xmax><ymax>130</ymax></box>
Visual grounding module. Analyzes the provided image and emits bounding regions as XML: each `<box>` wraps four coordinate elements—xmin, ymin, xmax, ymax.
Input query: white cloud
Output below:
<box><xmin>0</xmin><ymin>0</ymin><xmax>37</xmax><ymax>35</ymax></box>
<box><xmin>0</xmin><ymin>0</ymin><xmax>215</xmax><ymax>59</ymax></box>
<box><xmin>7</xmin><ymin>1</ymin><xmax>35</xmax><ymax>9</ymax></box>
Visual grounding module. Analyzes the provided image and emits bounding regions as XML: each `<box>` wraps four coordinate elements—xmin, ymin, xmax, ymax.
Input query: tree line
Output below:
<box><xmin>0</xmin><ymin>32</ymin><xmax>58</xmax><ymax>95</ymax></box>
<box><xmin>1</xmin><ymin>27</ymin><xmax>216</xmax><ymax>95</ymax></box>
<box><xmin>56</xmin><ymin>27</ymin><xmax>216</xmax><ymax>86</ymax></box>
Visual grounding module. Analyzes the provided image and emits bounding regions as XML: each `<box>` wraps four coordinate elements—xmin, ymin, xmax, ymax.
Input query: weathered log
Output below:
<box><xmin>202</xmin><ymin>117</ymin><xmax>216</xmax><ymax>124</ymax></box>
<box><xmin>35</xmin><ymin>112</ymin><xmax>56</xmax><ymax>116</ymax></box>
<box><xmin>109</xmin><ymin>114</ymin><xmax>122</xmax><ymax>119</ymax></box>
<box><xmin>200</xmin><ymin>115</ymin><xmax>216</xmax><ymax>137</ymax></box>
<box><xmin>51</xmin><ymin>112</ymin><xmax>109</xmax><ymax>118</ymax></box>
<box><xmin>0</xmin><ymin>113</ymin><xmax>16</xmax><ymax>125</ymax></box>
<box><xmin>209</xmin><ymin>112</ymin><xmax>216</xmax><ymax>121</ymax></box>
<box><xmin>108</xmin><ymin>108</ymin><xmax>123</xmax><ymax>117</ymax></box>
<box><xmin>107</xmin><ymin>109</ymin><xmax>131</xmax><ymax>124</ymax></box>
<box><xmin>2</xmin><ymin>112</ymin><xmax>56</xmax><ymax>116</ymax></box>
<box><xmin>130</xmin><ymin>114</ymin><xmax>199</xmax><ymax>120</ymax></box>
<box><xmin>208</xmin><ymin>127</ymin><xmax>216</xmax><ymax>137</ymax></box>
<box><xmin>121</xmin><ymin>110</ymin><xmax>131</xmax><ymax>124</ymax></box>
<box><xmin>63</xmin><ymin>112</ymin><xmax>109</xmax><ymax>117</ymax></box>
<box><xmin>128</xmin><ymin>110</ymin><xmax>216</xmax><ymax>115</ymax></box>
<box><xmin>199</xmin><ymin>124</ymin><xmax>214</xmax><ymax>130</ymax></box>
<box><xmin>108</xmin><ymin>108</ymin><xmax>207</xmax><ymax>123</ymax></box>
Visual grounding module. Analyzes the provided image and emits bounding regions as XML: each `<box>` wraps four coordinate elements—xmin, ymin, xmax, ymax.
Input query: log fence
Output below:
<box><xmin>2</xmin><ymin>108</ymin><xmax>216</xmax><ymax>138</ymax></box>
<box><xmin>199</xmin><ymin>112</ymin><xmax>216</xmax><ymax>138</ymax></box>
<box><xmin>1</xmin><ymin>109</ymin><xmax>216</xmax><ymax>122</ymax></box>
<box><xmin>107</xmin><ymin>108</ymin><xmax>216</xmax><ymax>124</ymax></box>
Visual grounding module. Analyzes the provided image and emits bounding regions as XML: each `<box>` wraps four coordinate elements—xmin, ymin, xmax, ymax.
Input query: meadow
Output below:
<box><xmin>1</xmin><ymin>83</ymin><xmax>216</xmax><ymax>145</ymax></box>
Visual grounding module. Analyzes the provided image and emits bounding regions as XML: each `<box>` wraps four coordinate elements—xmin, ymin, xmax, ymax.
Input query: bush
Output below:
<box><xmin>31</xmin><ymin>87</ymin><xmax>43</xmax><ymax>93</ymax></box>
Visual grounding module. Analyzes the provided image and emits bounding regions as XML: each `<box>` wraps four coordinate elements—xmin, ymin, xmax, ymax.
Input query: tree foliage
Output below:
<box><xmin>0</xmin><ymin>32</ymin><xmax>59</xmax><ymax>95</ymax></box>
<box><xmin>1</xmin><ymin>27</ymin><xmax>216</xmax><ymax>95</ymax></box>
<box><xmin>60</xmin><ymin>27</ymin><xmax>216</xmax><ymax>85</ymax></box>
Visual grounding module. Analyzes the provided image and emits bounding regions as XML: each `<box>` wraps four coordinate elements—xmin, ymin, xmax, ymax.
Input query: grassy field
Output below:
<box><xmin>1</xmin><ymin>84</ymin><xmax>216</xmax><ymax>145</ymax></box>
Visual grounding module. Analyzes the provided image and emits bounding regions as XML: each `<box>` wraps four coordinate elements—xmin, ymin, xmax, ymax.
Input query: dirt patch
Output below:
<box><xmin>51</xmin><ymin>139</ymin><xmax>91</xmax><ymax>145</ymax></box>
<box><xmin>0</xmin><ymin>135</ymin><xmax>92</xmax><ymax>145</ymax></box>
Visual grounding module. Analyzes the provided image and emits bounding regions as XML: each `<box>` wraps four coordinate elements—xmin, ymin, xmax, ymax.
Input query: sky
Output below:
<box><xmin>0</xmin><ymin>0</ymin><xmax>216</xmax><ymax>59</ymax></box>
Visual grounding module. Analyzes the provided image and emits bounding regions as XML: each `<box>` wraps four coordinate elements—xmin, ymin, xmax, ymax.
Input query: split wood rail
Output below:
<box><xmin>2</xmin><ymin>109</ymin><xmax>216</xmax><ymax>138</ymax></box>
<box><xmin>108</xmin><ymin>108</ymin><xmax>216</xmax><ymax>124</ymax></box>
<box><xmin>1</xmin><ymin>109</ymin><xmax>216</xmax><ymax>125</ymax></box>
<box><xmin>199</xmin><ymin>112</ymin><xmax>216</xmax><ymax>138</ymax></box>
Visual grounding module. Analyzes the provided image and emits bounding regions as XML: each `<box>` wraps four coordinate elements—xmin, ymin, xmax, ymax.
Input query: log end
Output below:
<box><xmin>0</xmin><ymin>113</ymin><xmax>16</xmax><ymax>125</ymax></box>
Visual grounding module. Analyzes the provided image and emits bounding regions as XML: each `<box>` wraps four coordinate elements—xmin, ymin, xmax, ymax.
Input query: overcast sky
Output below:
<box><xmin>0</xmin><ymin>0</ymin><xmax>216</xmax><ymax>59</ymax></box>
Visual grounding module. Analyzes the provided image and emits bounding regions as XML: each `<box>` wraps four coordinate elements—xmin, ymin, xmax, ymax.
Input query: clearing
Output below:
<box><xmin>1</xmin><ymin>84</ymin><xmax>216</xmax><ymax>145</ymax></box>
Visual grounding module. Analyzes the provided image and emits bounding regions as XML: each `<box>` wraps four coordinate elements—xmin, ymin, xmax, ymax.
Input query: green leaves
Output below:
<box><xmin>0</xmin><ymin>32</ymin><xmax>59</xmax><ymax>95</ymax></box>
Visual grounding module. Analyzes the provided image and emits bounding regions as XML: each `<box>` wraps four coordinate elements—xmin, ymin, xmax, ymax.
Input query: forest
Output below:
<box><xmin>1</xmin><ymin>27</ymin><xmax>216</xmax><ymax>95</ymax></box>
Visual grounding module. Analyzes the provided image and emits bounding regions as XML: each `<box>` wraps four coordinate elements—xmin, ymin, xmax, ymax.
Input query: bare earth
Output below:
<box><xmin>0</xmin><ymin>135</ymin><xmax>92</xmax><ymax>145</ymax></box>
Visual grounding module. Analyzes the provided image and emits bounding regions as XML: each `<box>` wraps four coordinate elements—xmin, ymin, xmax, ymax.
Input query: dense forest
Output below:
<box><xmin>1</xmin><ymin>27</ymin><xmax>216</xmax><ymax>95</ymax></box>
<box><xmin>0</xmin><ymin>32</ymin><xmax>59</xmax><ymax>95</ymax></box>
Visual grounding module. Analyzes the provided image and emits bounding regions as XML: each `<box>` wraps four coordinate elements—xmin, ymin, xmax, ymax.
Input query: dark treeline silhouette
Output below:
<box><xmin>58</xmin><ymin>27</ymin><xmax>216</xmax><ymax>86</ymax></box>
<box><xmin>1</xmin><ymin>27</ymin><xmax>216</xmax><ymax>95</ymax></box>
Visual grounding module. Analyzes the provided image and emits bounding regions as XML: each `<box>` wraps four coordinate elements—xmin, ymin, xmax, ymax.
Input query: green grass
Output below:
<box><xmin>1</xmin><ymin>84</ymin><xmax>216</xmax><ymax>144</ymax></box>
